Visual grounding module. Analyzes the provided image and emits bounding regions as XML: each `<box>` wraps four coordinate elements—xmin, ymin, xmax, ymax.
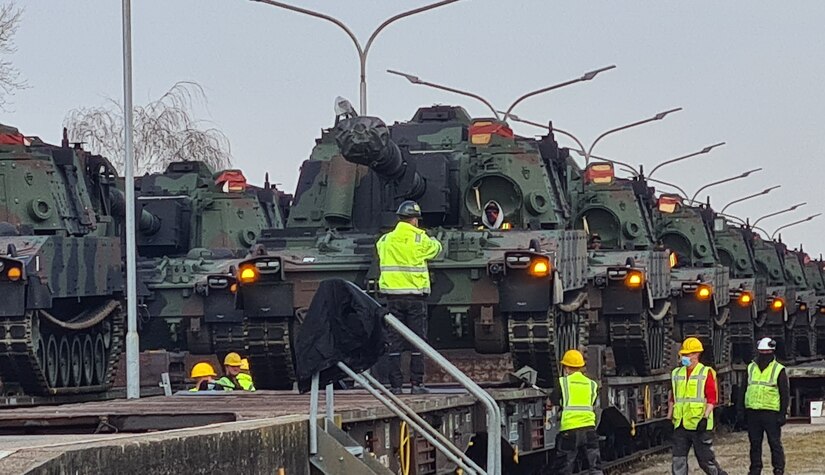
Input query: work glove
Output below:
<box><xmin>778</xmin><ymin>413</ymin><xmax>787</xmax><ymax>427</ymax></box>
<box><xmin>696</xmin><ymin>417</ymin><xmax>708</xmax><ymax>432</ymax></box>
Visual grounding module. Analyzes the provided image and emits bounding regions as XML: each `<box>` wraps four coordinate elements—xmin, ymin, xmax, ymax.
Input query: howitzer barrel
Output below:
<box><xmin>109</xmin><ymin>188</ymin><xmax>160</xmax><ymax>234</ymax></box>
<box><xmin>335</xmin><ymin>117</ymin><xmax>425</xmax><ymax>198</ymax></box>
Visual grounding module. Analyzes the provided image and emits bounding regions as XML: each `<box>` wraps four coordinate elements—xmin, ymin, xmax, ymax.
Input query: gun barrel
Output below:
<box><xmin>109</xmin><ymin>188</ymin><xmax>160</xmax><ymax>234</ymax></box>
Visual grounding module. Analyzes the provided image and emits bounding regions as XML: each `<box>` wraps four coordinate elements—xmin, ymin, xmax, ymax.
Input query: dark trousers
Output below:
<box><xmin>386</xmin><ymin>297</ymin><xmax>428</xmax><ymax>388</ymax></box>
<box><xmin>672</xmin><ymin>426</ymin><xmax>727</xmax><ymax>475</ymax></box>
<box><xmin>747</xmin><ymin>409</ymin><xmax>785</xmax><ymax>475</ymax></box>
<box><xmin>557</xmin><ymin>427</ymin><xmax>603</xmax><ymax>475</ymax></box>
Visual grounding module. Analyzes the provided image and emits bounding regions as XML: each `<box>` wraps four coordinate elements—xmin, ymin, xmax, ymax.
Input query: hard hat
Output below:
<box><xmin>561</xmin><ymin>349</ymin><xmax>585</xmax><ymax>368</ymax></box>
<box><xmin>224</xmin><ymin>352</ymin><xmax>243</xmax><ymax>367</ymax></box>
<box><xmin>240</xmin><ymin>358</ymin><xmax>250</xmax><ymax>371</ymax></box>
<box><xmin>396</xmin><ymin>200</ymin><xmax>422</xmax><ymax>218</ymax></box>
<box><xmin>679</xmin><ymin>337</ymin><xmax>704</xmax><ymax>355</ymax></box>
<box><xmin>757</xmin><ymin>337</ymin><xmax>776</xmax><ymax>351</ymax></box>
<box><xmin>191</xmin><ymin>362</ymin><xmax>217</xmax><ymax>379</ymax></box>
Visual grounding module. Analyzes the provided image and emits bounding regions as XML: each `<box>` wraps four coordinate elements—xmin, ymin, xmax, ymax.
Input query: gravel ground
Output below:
<box><xmin>629</xmin><ymin>424</ymin><xmax>825</xmax><ymax>474</ymax></box>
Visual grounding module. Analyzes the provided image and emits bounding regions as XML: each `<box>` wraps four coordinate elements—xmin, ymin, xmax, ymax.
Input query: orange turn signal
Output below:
<box><xmin>625</xmin><ymin>271</ymin><xmax>644</xmax><ymax>289</ymax></box>
<box><xmin>529</xmin><ymin>259</ymin><xmax>550</xmax><ymax>277</ymax></box>
<box><xmin>238</xmin><ymin>265</ymin><xmax>259</xmax><ymax>284</ymax></box>
<box><xmin>6</xmin><ymin>267</ymin><xmax>21</xmax><ymax>281</ymax></box>
<box><xmin>696</xmin><ymin>285</ymin><xmax>712</xmax><ymax>301</ymax></box>
<box><xmin>771</xmin><ymin>298</ymin><xmax>785</xmax><ymax>311</ymax></box>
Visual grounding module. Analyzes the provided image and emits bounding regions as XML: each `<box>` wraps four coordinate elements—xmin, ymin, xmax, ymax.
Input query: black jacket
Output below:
<box><xmin>295</xmin><ymin>279</ymin><xmax>387</xmax><ymax>392</ymax></box>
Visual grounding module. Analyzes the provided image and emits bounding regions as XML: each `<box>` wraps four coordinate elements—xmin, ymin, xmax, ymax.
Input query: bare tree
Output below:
<box><xmin>0</xmin><ymin>2</ymin><xmax>25</xmax><ymax>108</ymax></box>
<box><xmin>64</xmin><ymin>82</ymin><xmax>232</xmax><ymax>175</ymax></box>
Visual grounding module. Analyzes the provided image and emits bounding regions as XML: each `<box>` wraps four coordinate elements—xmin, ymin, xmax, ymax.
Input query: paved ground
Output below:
<box><xmin>630</xmin><ymin>424</ymin><xmax>825</xmax><ymax>474</ymax></box>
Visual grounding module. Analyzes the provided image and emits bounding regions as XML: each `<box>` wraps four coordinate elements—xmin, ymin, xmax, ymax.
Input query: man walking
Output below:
<box><xmin>376</xmin><ymin>200</ymin><xmax>442</xmax><ymax>395</ymax></box>
<box><xmin>551</xmin><ymin>349</ymin><xmax>603</xmax><ymax>475</ymax></box>
<box><xmin>669</xmin><ymin>337</ymin><xmax>728</xmax><ymax>475</ymax></box>
<box><xmin>745</xmin><ymin>337</ymin><xmax>788</xmax><ymax>475</ymax></box>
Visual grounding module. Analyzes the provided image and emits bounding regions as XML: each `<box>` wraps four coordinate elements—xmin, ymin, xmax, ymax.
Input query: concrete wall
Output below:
<box><xmin>0</xmin><ymin>416</ymin><xmax>311</xmax><ymax>475</ymax></box>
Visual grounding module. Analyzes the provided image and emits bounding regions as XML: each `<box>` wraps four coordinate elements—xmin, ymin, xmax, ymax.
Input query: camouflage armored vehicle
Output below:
<box><xmin>560</xmin><ymin>159</ymin><xmax>672</xmax><ymax>376</ymax></box>
<box><xmin>712</xmin><ymin>219</ymin><xmax>767</xmax><ymax>363</ymax></box>
<box><xmin>0</xmin><ymin>126</ymin><xmax>125</xmax><ymax>395</ymax></box>
<box><xmin>751</xmin><ymin>234</ymin><xmax>794</xmax><ymax>360</ymax></box>
<box><xmin>803</xmin><ymin>258</ymin><xmax>825</xmax><ymax>354</ymax></box>
<box><xmin>135</xmin><ymin>161</ymin><xmax>285</xmax><ymax>360</ymax></box>
<box><xmin>652</xmin><ymin>196</ymin><xmax>731</xmax><ymax>366</ymax></box>
<box><xmin>237</xmin><ymin>105</ymin><xmax>588</xmax><ymax>388</ymax></box>
<box><xmin>782</xmin><ymin>246</ymin><xmax>816</xmax><ymax>358</ymax></box>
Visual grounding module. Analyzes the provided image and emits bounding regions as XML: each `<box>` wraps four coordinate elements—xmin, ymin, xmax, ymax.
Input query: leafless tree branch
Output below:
<box><xmin>0</xmin><ymin>2</ymin><xmax>26</xmax><ymax>108</ymax></box>
<box><xmin>63</xmin><ymin>81</ymin><xmax>232</xmax><ymax>175</ymax></box>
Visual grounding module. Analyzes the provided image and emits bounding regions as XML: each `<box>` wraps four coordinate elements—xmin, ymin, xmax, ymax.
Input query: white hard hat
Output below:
<box><xmin>757</xmin><ymin>337</ymin><xmax>776</xmax><ymax>351</ymax></box>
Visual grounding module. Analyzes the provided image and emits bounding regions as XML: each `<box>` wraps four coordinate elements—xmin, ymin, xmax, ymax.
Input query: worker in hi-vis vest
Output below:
<box><xmin>745</xmin><ymin>337</ymin><xmax>788</xmax><ymax>475</ymax></box>
<box><xmin>548</xmin><ymin>349</ymin><xmax>603</xmax><ymax>475</ymax></box>
<box><xmin>668</xmin><ymin>337</ymin><xmax>728</xmax><ymax>475</ymax></box>
<box><xmin>376</xmin><ymin>200</ymin><xmax>442</xmax><ymax>395</ymax></box>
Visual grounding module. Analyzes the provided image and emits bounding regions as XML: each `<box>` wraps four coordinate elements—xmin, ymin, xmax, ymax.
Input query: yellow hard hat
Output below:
<box><xmin>224</xmin><ymin>352</ymin><xmax>243</xmax><ymax>367</ymax></box>
<box><xmin>191</xmin><ymin>362</ymin><xmax>217</xmax><ymax>379</ymax></box>
<box><xmin>561</xmin><ymin>349</ymin><xmax>585</xmax><ymax>368</ymax></box>
<box><xmin>240</xmin><ymin>358</ymin><xmax>250</xmax><ymax>371</ymax></box>
<box><xmin>679</xmin><ymin>337</ymin><xmax>704</xmax><ymax>355</ymax></box>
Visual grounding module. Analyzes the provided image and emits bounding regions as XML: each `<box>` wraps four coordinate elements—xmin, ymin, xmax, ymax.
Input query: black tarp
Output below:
<box><xmin>295</xmin><ymin>279</ymin><xmax>387</xmax><ymax>392</ymax></box>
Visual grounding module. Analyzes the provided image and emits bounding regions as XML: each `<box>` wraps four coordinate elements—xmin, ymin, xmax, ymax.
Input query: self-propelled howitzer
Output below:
<box><xmin>0</xmin><ymin>126</ymin><xmax>125</xmax><ymax>395</ymax></box>
<box><xmin>653</xmin><ymin>197</ymin><xmax>731</xmax><ymax>367</ymax></box>
<box><xmin>238</xmin><ymin>105</ymin><xmax>588</xmax><ymax>388</ymax></box>
<box><xmin>752</xmin><ymin>234</ymin><xmax>794</xmax><ymax>360</ymax></box>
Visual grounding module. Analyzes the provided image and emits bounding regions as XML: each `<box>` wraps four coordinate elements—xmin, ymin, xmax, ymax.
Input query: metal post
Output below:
<box><xmin>324</xmin><ymin>383</ymin><xmax>334</xmax><ymax>431</ymax></box>
<box><xmin>337</xmin><ymin>363</ymin><xmax>482</xmax><ymax>475</ymax></box>
<box><xmin>360</xmin><ymin>371</ymin><xmax>485</xmax><ymax>475</ymax></box>
<box><xmin>121</xmin><ymin>0</ymin><xmax>140</xmax><ymax>400</ymax></box>
<box><xmin>309</xmin><ymin>373</ymin><xmax>320</xmax><ymax>455</ymax></box>
<box><xmin>382</xmin><ymin>313</ymin><xmax>502</xmax><ymax>475</ymax></box>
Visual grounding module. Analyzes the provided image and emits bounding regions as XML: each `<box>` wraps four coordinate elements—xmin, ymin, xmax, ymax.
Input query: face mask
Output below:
<box><xmin>757</xmin><ymin>353</ymin><xmax>773</xmax><ymax>364</ymax></box>
<box><xmin>680</xmin><ymin>356</ymin><xmax>691</xmax><ymax>367</ymax></box>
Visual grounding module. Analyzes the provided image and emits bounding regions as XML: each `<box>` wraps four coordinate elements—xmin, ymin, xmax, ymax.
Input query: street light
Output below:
<box><xmin>771</xmin><ymin>214</ymin><xmax>822</xmax><ymax>240</ymax></box>
<box><xmin>647</xmin><ymin>142</ymin><xmax>726</xmax><ymax>178</ymax></box>
<box><xmin>389</xmin><ymin>65</ymin><xmax>615</xmax><ymax>121</ymax></box>
<box><xmin>121</xmin><ymin>0</ymin><xmax>139</xmax><ymax>399</ymax></box>
<box><xmin>719</xmin><ymin>185</ymin><xmax>781</xmax><ymax>214</ymax></box>
<box><xmin>584</xmin><ymin>108</ymin><xmax>682</xmax><ymax>166</ymax></box>
<box><xmin>751</xmin><ymin>203</ymin><xmax>807</xmax><ymax>229</ymax></box>
<box><xmin>501</xmin><ymin>65</ymin><xmax>616</xmax><ymax>121</ymax></box>
<box><xmin>251</xmin><ymin>0</ymin><xmax>461</xmax><ymax>114</ymax></box>
<box><xmin>689</xmin><ymin>168</ymin><xmax>762</xmax><ymax>204</ymax></box>
<box><xmin>644</xmin><ymin>177</ymin><xmax>690</xmax><ymax>200</ymax></box>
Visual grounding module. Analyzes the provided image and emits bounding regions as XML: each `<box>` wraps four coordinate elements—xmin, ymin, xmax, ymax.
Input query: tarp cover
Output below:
<box><xmin>295</xmin><ymin>278</ymin><xmax>387</xmax><ymax>392</ymax></box>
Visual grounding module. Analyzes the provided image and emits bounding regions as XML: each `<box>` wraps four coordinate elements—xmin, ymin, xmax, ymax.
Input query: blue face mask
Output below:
<box><xmin>680</xmin><ymin>356</ymin><xmax>691</xmax><ymax>367</ymax></box>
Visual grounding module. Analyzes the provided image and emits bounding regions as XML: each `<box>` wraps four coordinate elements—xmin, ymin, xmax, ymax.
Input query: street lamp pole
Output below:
<box><xmin>501</xmin><ymin>65</ymin><xmax>616</xmax><ymax>121</ymax></box>
<box><xmin>771</xmin><ymin>214</ymin><xmax>822</xmax><ymax>240</ymax></box>
<box><xmin>647</xmin><ymin>142</ymin><xmax>726</xmax><ymax>178</ymax></box>
<box><xmin>689</xmin><ymin>168</ymin><xmax>763</xmax><ymax>204</ymax></box>
<box><xmin>752</xmin><ymin>203</ymin><xmax>807</xmax><ymax>228</ymax></box>
<box><xmin>251</xmin><ymin>0</ymin><xmax>461</xmax><ymax>114</ymax></box>
<box><xmin>719</xmin><ymin>185</ymin><xmax>781</xmax><ymax>214</ymax></box>
<box><xmin>387</xmin><ymin>70</ymin><xmax>500</xmax><ymax>118</ymax></box>
<box><xmin>121</xmin><ymin>0</ymin><xmax>139</xmax><ymax>399</ymax></box>
<box><xmin>644</xmin><ymin>177</ymin><xmax>691</xmax><ymax>200</ymax></box>
<box><xmin>585</xmin><ymin>108</ymin><xmax>682</xmax><ymax>166</ymax></box>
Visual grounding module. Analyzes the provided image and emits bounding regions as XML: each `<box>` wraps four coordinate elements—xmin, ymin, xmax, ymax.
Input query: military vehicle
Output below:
<box><xmin>712</xmin><ymin>219</ymin><xmax>767</xmax><ymax>363</ymax></box>
<box><xmin>0</xmin><ymin>126</ymin><xmax>125</xmax><ymax>395</ymax></box>
<box><xmin>560</xmin><ymin>159</ymin><xmax>672</xmax><ymax>376</ymax></box>
<box><xmin>803</xmin><ymin>258</ymin><xmax>825</xmax><ymax>354</ymax></box>
<box><xmin>751</xmin><ymin>234</ymin><xmax>794</xmax><ymax>360</ymax></box>
<box><xmin>237</xmin><ymin>104</ymin><xmax>589</xmax><ymax>388</ymax></box>
<box><xmin>652</xmin><ymin>196</ymin><xmax>731</xmax><ymax>366</ymax></box>
<box><xmin>783</xmin><ymin>246</ymin><xmax>817</xmax><ymax>358</ymax></box>
<box><xmin>134</xmin><ymin>161</ymin><xmax>285</xmax><ymax>360</ymax></box>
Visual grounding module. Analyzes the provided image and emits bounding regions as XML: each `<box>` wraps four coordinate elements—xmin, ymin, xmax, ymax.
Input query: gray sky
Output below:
<box><xmin>7</xmin><ymin>1</ymin><xmax>825</xmax><ymax>254</ymax></box>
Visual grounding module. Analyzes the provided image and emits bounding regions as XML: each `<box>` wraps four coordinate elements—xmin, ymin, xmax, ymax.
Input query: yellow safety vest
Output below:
<box><xmin>376</xmin><ymin>221</ymin><xmax>442</xmax><ymax>295</ymax></box>
<box><xmin>671</xmin><ymin>363</ymin><xmax>715</xmax><ymax>431</ymax></box>
<box><xmin>559</xmin><ymin>372</ymin><xmax>598</xmax><ymax>431</ymax></box>
<box><xmin>745</xmin><ymin>360</ymin><xmax>784</xmax><ymax>411</ymax></box>
<box><xmin>237</xmin><ymin>373</ymin><xmax>256</xmax><ymax>391</ymax></box>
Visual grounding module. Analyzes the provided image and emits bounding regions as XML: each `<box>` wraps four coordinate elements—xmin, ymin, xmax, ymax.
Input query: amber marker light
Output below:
<box><xmin>738</xmin><ymin>292</ymin><xmax>753</xmax><ymax>307</ymax></box>
<box><xmin>6</xmin><ymin>267</ymin><xmax>21</xmax><ymax>281</ymax></box>
<box><xmin>529</xmin><ymin>259</ymin><xmax>550</xmax><ymax>277</ymax></box>
<box><xmin>230</xmin><ymin>283</ymin><xmax>238</xmax><ymax>294</ymax></box>
<box><xmin>669</xmin><ymin>252</ymin><xmax>678</xmax><ymax>268</ymax></box>
<box><xmin>696</xmin><ymin>284</ymin><xmax>713</xmax><ymax>301</ymax></box>
<box><xmin>771</xmin><ymin>298</ymin><xmax>785</xmax><ymax>311</ymax></box>
<box><xmin>238</xmin><ymin>265</ymin><xmax>259</xmax><ymax>284</ymax></box>
<box><xmin>625</xmin><ymin>270</ymin><xmax>644</xmax><ymax>289</ymax></box>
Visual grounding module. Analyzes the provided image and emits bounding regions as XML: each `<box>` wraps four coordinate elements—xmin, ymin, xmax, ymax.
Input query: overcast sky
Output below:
<box><xmin>7</xmin><ymin>1</ymin><xmax>825</xmax><ymax>253</ymax></box>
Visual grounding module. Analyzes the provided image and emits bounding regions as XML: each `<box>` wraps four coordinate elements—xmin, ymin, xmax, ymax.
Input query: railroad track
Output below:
<box><xmin>601</xmin><ymin>443</ymin><xmax>672</xmax><ymax>474</ymax></box>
